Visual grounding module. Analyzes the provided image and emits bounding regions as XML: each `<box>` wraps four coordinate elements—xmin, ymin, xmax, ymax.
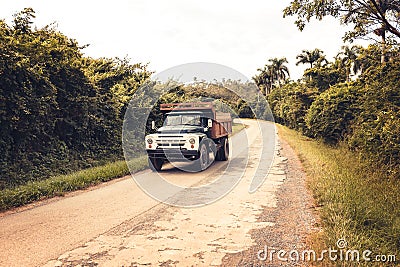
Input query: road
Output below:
<box><xmin>0</xmin><ymin>119</ymin><xmax>292</xmax><ymax>267</ymax></box>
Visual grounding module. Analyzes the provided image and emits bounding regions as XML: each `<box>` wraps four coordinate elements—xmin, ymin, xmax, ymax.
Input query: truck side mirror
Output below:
<box><xmin>151</xmin><ymin>121</ymin><xmax>156</xmax><ymax>130</ymax></box>
<box><xmin>207</xmin><ymin>119</ymin><xmax>213</xmax><ymax>128</ymax></box>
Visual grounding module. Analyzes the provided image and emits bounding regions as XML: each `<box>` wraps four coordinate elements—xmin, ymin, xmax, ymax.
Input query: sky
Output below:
<box><xmin>0</xmin><ymin>0</ymin><xmax>368</xmax><ymax>80</ymax></box>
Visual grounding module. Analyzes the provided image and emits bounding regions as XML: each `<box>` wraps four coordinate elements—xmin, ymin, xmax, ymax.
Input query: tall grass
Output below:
<box><xmin>0</xmin><ymin>156</ymin><xmax>147</xmax><ymax>211</ymax></box>
<box><xmin>277</xmin><ymin>125</ymin><xmax>400</xmax><ymax>265</ymax></box>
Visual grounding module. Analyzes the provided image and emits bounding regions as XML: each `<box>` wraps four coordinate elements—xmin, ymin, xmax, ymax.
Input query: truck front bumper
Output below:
<box><xmin>147</xmin><ymin>149</ymin><xmax>199</xmax><ymax>161</ymax></box>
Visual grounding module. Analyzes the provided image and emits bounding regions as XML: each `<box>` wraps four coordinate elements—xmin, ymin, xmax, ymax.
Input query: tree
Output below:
<box><xmin>253</xmin><ymin>65</ymin><xmax>273</xmax><ymax>95</ymax></box>
<box><xmin>253</xmin><ymin>57</ymin><xmax>290</xmax><ymax>95</ymax></box>
<box><xmin>269</xmin><ymin>57</ymin><xmax>290</xmax><ymax>87</ymax></box>
<box><xmin>337</xmin><ymin>45</ymin><xmax>362</xmax><ymax>81</ymax></box>
<box><xmin>283</xmin><ymin>0</ymin><xmax>400</xmax><ymax>62</ymax></box>
<box><xmin>12</xmin><ymin>7</ymin><xmax>35</xmax><ymax>34</ymax></box>
<box><xmin>296</xmin><ymin>49</ymin><xmax>326</xmax><ymax>68</ymax></box>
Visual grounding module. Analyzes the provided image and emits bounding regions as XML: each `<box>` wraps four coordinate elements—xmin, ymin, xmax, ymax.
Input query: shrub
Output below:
<box><xmin>269</xmin><ymin>83</ymin><xmax>319</xmax><ymax>134</ymax></box>
<box><xmin>346</xmin><ymin>67</ymin><xmax>400</xmax><ymax>174</ymax></box>
<box><xmin>304</xmin><ymin>65</ymin><xmax>347</xmax><ymax>92</ymax></box>
<box><xmin>305</xmin><ymin>83</ymin><xmax>362</xmax><ymax>144</ymax></box>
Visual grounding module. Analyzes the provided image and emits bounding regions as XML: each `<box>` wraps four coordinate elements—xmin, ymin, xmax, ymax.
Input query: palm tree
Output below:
<box><xmin>314</xmin><ymin>55</ymin><xmax>329</xmax><ymax>68</ymax></box>
<box><xmin>253</xmin><ymin>57</ymin><xmax>290</xmax><ymax>95</ymax></box>
<box><xmin>337</xmin><ymin>45</ymin><xmax>362</xmax><ymax>81</ymax></box>
<box><xmin>296</xmin><ymin>49</ymin><xmax>326</xmax><ymax>68</ymax></box>
<box><xmin>253</xmin><ymin>66</ymin><xmax>273</xmax><ymax>95</ymax></box>
<box><xmin>268</xmin><ymin>57</ymin><xmax>290</xmax><ymax>87</ymax></box>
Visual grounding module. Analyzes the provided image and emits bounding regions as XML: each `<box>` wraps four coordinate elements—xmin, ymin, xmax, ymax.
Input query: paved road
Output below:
<box><xmin>0</xmin><ymin>119</ymin><xmax>285</xmax><ymax>267</ymax></box>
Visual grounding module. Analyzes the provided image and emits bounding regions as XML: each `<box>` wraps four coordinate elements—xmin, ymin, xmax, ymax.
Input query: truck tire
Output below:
<box><xmin>217</xmin><ymin>137</ymin><xmax>229</xmax><ymax>161</ymax></box>
<box><xmin>197</xmin><ymin>142</ymin><xmax>209</xmax><ymax>171</ymax></box>
<box><xmin>148</xmin><ymin>157</ymin><xmax>163</xmax><ymax>172</ymax></box>
<box><xmin>208</xmin><ymin>140</ymin><xmax>217</xmax><ymax>164</ymax></box>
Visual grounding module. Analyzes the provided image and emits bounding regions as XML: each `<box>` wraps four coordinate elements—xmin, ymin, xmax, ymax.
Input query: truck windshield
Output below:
<box><xmin>165</xmin><ymin>114</ymin><xmax>201</xmax><ymax>126</ymax></box>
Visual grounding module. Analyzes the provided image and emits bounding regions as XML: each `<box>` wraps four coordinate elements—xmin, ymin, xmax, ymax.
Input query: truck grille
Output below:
<box><xmin>156</xmin><ymin>138</ymin><xmax>186</xmax><ymax>147</ymax></box>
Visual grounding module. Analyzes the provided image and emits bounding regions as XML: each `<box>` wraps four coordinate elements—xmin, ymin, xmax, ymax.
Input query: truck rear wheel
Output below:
<box><xmin>148</xmin><ymin>157</ymin><xmax>163</xmax><ymax>172</ymax></box>
<box><xmin>217</xmin><ymin>137</ymin><xmax>229</xmax><ymax>161</ymax></box>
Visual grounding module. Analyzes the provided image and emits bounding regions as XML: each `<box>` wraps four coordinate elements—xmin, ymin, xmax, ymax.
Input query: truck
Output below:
<box><xmin>145</xmin><ymin>102</ymin><xmax>232</xmax><ymax>172</ymax></box>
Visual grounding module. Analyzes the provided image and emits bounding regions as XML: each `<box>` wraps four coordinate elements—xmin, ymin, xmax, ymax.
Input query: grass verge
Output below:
<box><xmin>277</xmin><ymin>124</ymin><xmax>400</xmax><ymax>265</ymax></box>
<box><xmin>0</xmin><ymin>156</ymin><xmax>147</xmax><ymax>211</ymax></box>
<box><xmin>232</xmin><ymin>122</ymin><xmax>246</xmax><ymax>135</ymax></box>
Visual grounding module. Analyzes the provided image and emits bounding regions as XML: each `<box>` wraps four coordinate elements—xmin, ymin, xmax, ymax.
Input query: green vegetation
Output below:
<box><xmin>0</xmin><ymin>156</ymin><xmax>147</xmax><ymax>211</ymax></box>
<box><xmin>0</xmin><ymin>8</ymin><xmax>152</xmax><ymax>190</ymax></box>
<box><xmin>278</xmin><ymin>125</ymin><xmax>400</xmax><ymax>264</ymax></box>
<box><xmin>283</xmin><ymin>0</ymin><xmax>400</xmax><ymax>47</ymax></box>
<box><xmin>260</xmin><ymin>45</ymin><xmax>400</xmax><ymax>178</ymax></box>
<box><xmin>260</xmin><ymin>42</ymin><xmax>400</xmax><ymax>262</ymax></box>
<box><xmin>254</xmin><ymin>1</ymin><xmax>400</xmax><ymax>259</ymax></box>
<box><xmin>232</xmin><ymin>122</ymin><xmax>246</xmax><ymax>135</ymax></box>
<box><xmin>252</xmin><ymin>57</ymin><xmax>290</xmax><ymax>95</ymax></box>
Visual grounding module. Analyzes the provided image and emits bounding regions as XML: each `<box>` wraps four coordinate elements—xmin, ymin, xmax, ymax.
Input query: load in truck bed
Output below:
<box><xmin>159</xmin><ymin>102</ymin><xmax>232</xmax><ymax>138</ymax></box>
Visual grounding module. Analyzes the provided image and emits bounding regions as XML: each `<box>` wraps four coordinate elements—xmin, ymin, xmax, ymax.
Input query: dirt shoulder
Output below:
<box><xmin>220</xmin><ymin>132</ymin><xmax>321</xmax><ymax>266</ymax></box>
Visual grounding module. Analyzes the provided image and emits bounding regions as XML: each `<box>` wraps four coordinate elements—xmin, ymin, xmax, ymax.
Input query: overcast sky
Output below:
<box><xmin>0</xmin><ymin>0</ymin><xmax>367</xmax><ymax>80</ymax></box>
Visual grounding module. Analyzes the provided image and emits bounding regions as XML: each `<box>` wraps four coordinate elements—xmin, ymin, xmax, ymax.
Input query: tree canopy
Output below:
<box><xmin>283</xmin><ymin>0</ymin><xmax>400</xmax><ymax>43</ymax></box>
<box><xmin>252</xmin><ymin>57</ymin><xmax>290</xmax><ymax>95</ymax></box>
<box><xmin>296</xmin><ymin>48</ymin><xmax>327</xmax><ymax>68</ymax></box>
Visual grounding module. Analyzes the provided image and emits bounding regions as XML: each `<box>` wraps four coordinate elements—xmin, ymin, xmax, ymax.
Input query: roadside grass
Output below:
<box><xmin>277</xmin><ymin>125</ymin><xmax>400</xmax><ymax>265</ymax></box>
<box><xmin>0</xmin><ymin>156</ymin><xmax>147</xmax><ymax>211</ymax></box>
<box><xmin>232</xmin><ymin>122</ymin><xmax>246</xmax><ymax>135</ymax></box>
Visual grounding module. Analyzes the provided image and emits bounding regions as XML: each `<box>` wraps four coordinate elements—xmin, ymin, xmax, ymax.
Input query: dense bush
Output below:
<box><xmin>0</xmin><ymin>9</ymin><xmax>151</xmax><ymax>189</ymax></box>
<box><xmin>304</xmin><ymin>65</ymin><xmax>346</xmax><ymax>92</ymax></box>
<box><xmin>347</xmin><ymin>64</ymin><xmax>400</xmax><ymax>173</ymax></box>
<box><xmin>268</xmin><ymin>83</ymin><xmax>318</xmax><ymax>134</ymax></box>
<box><xmin>266</xmin><ymin>51</ymin><xmax>399</xmax><ymax>173</ymax></box>
<box><xmin>305</xmin><ymin>83</ymin><xmax>362</xmax><ymax>144</ymax></box>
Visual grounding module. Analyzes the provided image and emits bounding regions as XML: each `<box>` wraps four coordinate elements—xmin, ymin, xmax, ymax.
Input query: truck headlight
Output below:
<box><xmin>188</xmin><ymin>138</ymin><xmax>196</xmax><ymax>144</ymax></box>
<box><xmin>146</xmin><ymin>138</ymin><xmax>153</xmax><ymax>144</ymax></box>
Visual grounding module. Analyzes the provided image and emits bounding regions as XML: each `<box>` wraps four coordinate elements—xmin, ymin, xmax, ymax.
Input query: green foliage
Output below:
<box><xmin>305</xmin><ymin>83</ymin><xmax>362</xmax><ymax>143</ymax></box>
<box><xmin>265</xmin><ymin>43</ymin><xmax>400</xmax><ymax>172</ymax></box>
<box><xmin>296</xmin><ymin>48</ymin><xmax>327</xmax><ymax>68</ymax></box>
<box><xmin>253</xmin><ymin>57</ymin><xmax>290</xmax><ymax>95</ymax></box>
<box><xmin>304</xmin><ymin>65</ymin><xmax>346</xmax><ymax>92</ymax></box>
<box><xmin>283</xmin><ymin>0</ymin><xmax>400</xmax><ymax>42</ymax></box>
<box><xmin>305</xmin><ymin>60</ymin><xmax>400</xmax><ymax>172</ymax></box>
<box><xmin>347</xmin><ymin>63</ymin><xmax>400</xmax><ymax>173</ymax></box>
<box><xmin>268</xmin><ymin>83</ymin><xmax>318</xmax><ymax>134</ymax></box>
<box><xmin>337</xmin><ymin>45</ymin><xmax>362</xmax><ymax>81</ymax></box>
<box><xmin>0</xmin><ymin>9</ymin><xmax>151</xmax><ymax>189</ymax></box>
<box><xmin>349</xmin><ymin>109</ymin><xmax>400</xmax><ymax>172</ymax></box>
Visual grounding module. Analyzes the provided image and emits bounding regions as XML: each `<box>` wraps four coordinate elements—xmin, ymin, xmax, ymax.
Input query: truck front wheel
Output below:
<box><xmin>148</xmin><ymin>157</ymin><xmax>163</xmax><ymax>172</ymax></box>
<box><xmin>197</xmin><ymin>142</ymin><xmax>209</xmax><ymax>171</ymax></box>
